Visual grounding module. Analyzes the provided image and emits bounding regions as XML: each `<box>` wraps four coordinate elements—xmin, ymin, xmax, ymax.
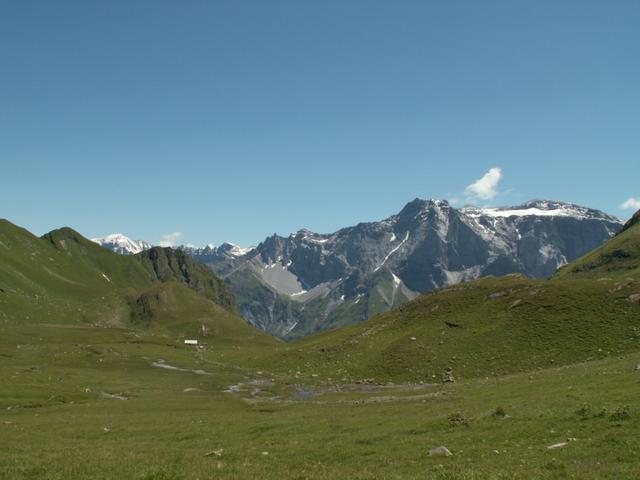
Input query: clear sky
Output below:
<box><xmin>1</xmin><ymin>1</ymin><xmax>639</xmax><ymax>247</ymax></box>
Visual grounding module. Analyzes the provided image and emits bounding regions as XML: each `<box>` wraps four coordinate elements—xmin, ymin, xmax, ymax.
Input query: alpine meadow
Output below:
<box><xmin>2</xmin><ymin>2</ymin><xmax>640</xmax><ymax>479</ymax></box>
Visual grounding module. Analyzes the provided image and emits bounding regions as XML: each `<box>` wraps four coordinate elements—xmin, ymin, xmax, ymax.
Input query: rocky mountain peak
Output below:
<box><xmin>397</xmin><ymin>198</ymin><xmax>449</xmax><ymax>217</ymax></box>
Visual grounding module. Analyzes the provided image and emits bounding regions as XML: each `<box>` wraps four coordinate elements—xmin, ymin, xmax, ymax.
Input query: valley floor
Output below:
<box><xmin>1</xmin><ymin>325</ymin><xmax>639</xmax><ymax>479</ymax></box>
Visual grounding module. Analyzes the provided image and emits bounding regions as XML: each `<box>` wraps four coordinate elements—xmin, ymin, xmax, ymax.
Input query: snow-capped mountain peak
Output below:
<box><xmin>91</xmin><ymin>234</ymin><xmax>152</xmax><ymax>255</ymax></box>
<box><xmin>218</xmin><ymin>242</ymin><xmax>255</xmax><ymax>258</ymax></box>
<box><xmin>95</xmin><ymin>234</ymin><xmax>255</xmax><ymax>260</ymax></box>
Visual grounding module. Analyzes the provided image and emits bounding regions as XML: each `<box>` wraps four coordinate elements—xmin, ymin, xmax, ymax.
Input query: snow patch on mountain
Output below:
<box><xmin>374</xmin><ymin>231</ymin><xmax>410</xmax><ymax>272</ymax></box>
<box><xmin>462</xmin><ymin>200</ymin><xmax>622</xmax><ymax>222</ymax></box>
<box><xmin>220</xmin><ymin>242</ymin><xmax>254</xmax><ymax>257</ymax></box>
<box><xmin>258</xmin><ymin>259</ymin><xmax>307</xmax><ymax>295</ymax></box>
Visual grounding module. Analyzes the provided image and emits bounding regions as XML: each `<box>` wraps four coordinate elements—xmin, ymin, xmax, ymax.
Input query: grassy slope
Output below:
<box><xmin>1</xmin><ymin>328</ymin><xmax>638</xmax><ymax>479</ymax></box>
<box><xmin>137</xmin><ymin>247</ymin><xmax>237</xmax><ymax>313</ymax></box>
<box><xmin>127</xmin><ymin>281</ymin><xmax>275</xmax><ymax>348</ymax></box>
<box><xmin>0</xmin><ymin>219</ymin><xmax>275</xmax><ymax>348</ymax></box>
<box><xmin>260</xmin><ymin>222</ymin><xmax>640</xmax><ymax>383</ymax></box>
<box><xmin>0</xmin><ymin>220</ymin><xmax>131</xmax><ymax>326</ymax></box>
<box><xmin>262</xmin><ymin>275</ymin><xmax>640</xmax><ymax>383</ymax></box>
<box><xmin>41</xmin><ymin>227</ymin><xmax>154</xmax><ymax>290</ymax></box>
<box><xmin>2</xmin><ymin>218</ymin><xmax>640</xmax><ymax>479</ymax></box>
<box><xmin>554</xmin><ymin>218</ymin><xmax>640</xmax><ymax>279</ymax></box>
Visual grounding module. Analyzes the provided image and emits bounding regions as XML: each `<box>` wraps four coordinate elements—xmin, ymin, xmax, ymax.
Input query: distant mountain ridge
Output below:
<box><xmin>91</xmin><ymin>233</ymin><xmax>152</xmax><ymax>255</ymax></box>
<box><xmin>93</xmin><ymin>199</ymin><xmax>623</xmax><ymax>338</ymax></box>
<box><xmin>91</xmin><ymin>233</ymin><xmax>256</xmax><ymax>259</ymax></box>
<box><xmin>183</xmin><ymin>198</ymin><xmax>623</xmax><ymax>338</ymax></box>
<box><xmin>179</xmin><ymin>242</ymin><xmax>255</xmax><ymax>263</ymax></box>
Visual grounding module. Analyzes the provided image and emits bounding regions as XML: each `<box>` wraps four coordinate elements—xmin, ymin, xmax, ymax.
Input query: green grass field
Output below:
<box><xmin>1</xmin><ymin>218</ymin><xmax>639</xmax><ymax>478</ymax></box>
<box><xmin>1</xmin><ymin>326</ymin><xmax>639</xmax><ymax>479</ymax></box>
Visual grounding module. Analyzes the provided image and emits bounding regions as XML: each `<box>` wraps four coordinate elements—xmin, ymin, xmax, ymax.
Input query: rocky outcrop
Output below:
<box><xmin>137</xmin><ymin>247</ymin><xmax>237</xmax><ymax>313</ymax></box>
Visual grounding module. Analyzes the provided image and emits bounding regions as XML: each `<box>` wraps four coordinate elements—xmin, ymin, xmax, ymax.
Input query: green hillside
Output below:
<box><xmin>261</xmin><ymin>274</ymin><xmax>639</xmax><ymax>383</ymax></box>
<box><xmin>41</xmin><ymin>226</ymin><xmax>154</xmax><ymax>290</ymax></box>
<box><xmin>0</xmin><ymin>220</ymin><xmax>127</xmax><ymax>325</ymax></box>
<box><xmin>126</xmin><ymin>281</ymin><xmax>270</xmax><ymax>346</ymax></box>
<box><xmin>0</xmin><ymin>219</ymin><xmax>275</xmax><ymax>348</ymax></box>
<box><xmin>554</xmin><ymin>213</ymin><xmax>640</xmax><ymax>279</ymax></box>
<box><xmin>137</xmin><ymin>247</ymin><xmax>237</xmax><ymax>313</ymax></box>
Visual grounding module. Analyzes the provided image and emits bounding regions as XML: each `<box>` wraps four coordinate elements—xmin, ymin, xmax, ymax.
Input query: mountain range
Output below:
<box><xmin>93</xmin><ymin>198</ymin><xmax>623</xmax><ymax>338</ymax></box>
<box><xmin>266</xmin><ymin>206</ymin><xmax>640</xmax><ymax>383</ymax></box>
<box><xmin>3</xmin><ymin>207</ymin><xmax>639</xmax><ymax>479</ymax></box>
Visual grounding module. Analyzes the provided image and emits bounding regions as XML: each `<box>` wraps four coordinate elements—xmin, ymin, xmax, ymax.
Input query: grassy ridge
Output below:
<box><xmin>261</xmin><ymin>275</ymin><xmax>640</xmax><ymax>383</ymax></box>
<box><xmin>126</xmin><ymin>281</ymin><xmax>276</xmax><ymax>348</ymax></box>
<box><xmin>137</xmin><ymin>247</ymin><xmax>237</xmax><ymax>313</ymax></box>
<box><xmin>0</xmin><ymin>220</ymin><xmax>128</xmax><ymax>325</ymax></box>
<box><xmin>42</xmin><ymin>227</ymin><xmax>154</xmax><ymax>290</ymax></box>
<box><xmin>0</xmin><ymin>219</ymin><xmax>274</xmax><ymax>348</ymax></box>
<box><xmin>554</xmin><ymin>220</ymin><xmax>640</xmax><ymax>279</ymax></box>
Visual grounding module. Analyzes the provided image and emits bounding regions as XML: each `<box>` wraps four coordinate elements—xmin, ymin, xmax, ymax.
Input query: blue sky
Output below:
<box><xmin>1</xmin><ymin>1</ymin><xmax>639</xmax><ymax>247</ymax></box>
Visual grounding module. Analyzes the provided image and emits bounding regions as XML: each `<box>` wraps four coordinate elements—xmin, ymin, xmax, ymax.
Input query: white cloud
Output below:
<box><xmin>464</xmin><ymin>167</ymin><xmax>503</xmax><ymax>202</ymax></box>
<box><xmin>619</xmin><ymin>197</ymin><xmax>640</xmax><ymax>210</ymax></box>
<box><xmin>159</xmin><ymin>231</ymin><xmax>182</xmax><ymax>247</ymax></box>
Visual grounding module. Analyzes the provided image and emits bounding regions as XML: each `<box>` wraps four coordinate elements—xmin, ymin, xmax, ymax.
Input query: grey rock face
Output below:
<box><xmin>188</xmin><ymin>199</ymin><xmax>622</xmax><ymax>338</ymax></box>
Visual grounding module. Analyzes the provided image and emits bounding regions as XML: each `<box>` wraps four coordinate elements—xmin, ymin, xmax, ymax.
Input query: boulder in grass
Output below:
<box><xmin>428</xmin><ymin>446</ymin><xmax>453</xmax><ymax>457</ymax></box>
<box><xmin>547</xmin><ymin>442</ymin><xmax>568</xmax><ymax>450</ymax></box>
<box><xmin>627</xmin><ymin>294</ymin><xmax>640</xmax><ymax>304</ymax></box>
